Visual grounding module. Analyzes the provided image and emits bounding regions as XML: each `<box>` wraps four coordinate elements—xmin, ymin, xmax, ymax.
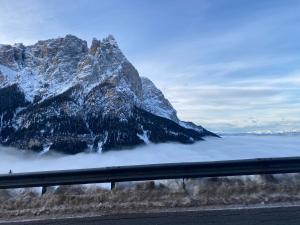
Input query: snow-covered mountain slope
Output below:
<box><xmin>141</xmin><ymin>77</ymin><xmax>178</xmax><ymax>122</ymax></box>
<box><xmin>0</xmin><ymin>35</ymin><xmax>217</xmax><ymax>154</ymax></box>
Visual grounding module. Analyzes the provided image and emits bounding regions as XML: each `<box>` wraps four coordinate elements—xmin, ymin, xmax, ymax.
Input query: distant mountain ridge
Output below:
<box><xmin>0</xmin><ymin>34</ymin><xmax>217</xmax><ymax>154</ymax></box>
<box><xmin>221</xmin><ymin>131</ymin><xmax>300</xmax><ymax>136</ymax></box>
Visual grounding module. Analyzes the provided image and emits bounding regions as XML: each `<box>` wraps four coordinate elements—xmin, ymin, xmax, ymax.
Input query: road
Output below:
<box><xmin>2</xmin><ymin>206</ymin><xmax>300</xmax><ymax>225</ymax></box>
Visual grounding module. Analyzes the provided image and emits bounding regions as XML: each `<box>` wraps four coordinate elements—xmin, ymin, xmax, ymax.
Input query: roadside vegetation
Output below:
<box><xmin>1</xmin><ymin>174</ymin><xmax>300</xmax><ymax>220</ymax></box>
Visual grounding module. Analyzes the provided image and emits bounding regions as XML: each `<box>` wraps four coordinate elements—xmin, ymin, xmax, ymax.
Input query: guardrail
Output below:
<box><xmin>1</xmin><ymin>156</ymin><xmax>300</xmax><ymax>189</ymax></box>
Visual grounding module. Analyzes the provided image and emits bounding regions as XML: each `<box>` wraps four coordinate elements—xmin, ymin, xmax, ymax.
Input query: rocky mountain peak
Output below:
<box><xmin>90</xmin><ymin>38</ymin><xmax>101</xmax><ymax>55</ymax></box>
<box><xmin>0</xmin><ymin>43</ymin><xmax>25</xmax><ymax>69</ymax></box>
<box><xmin>0</xmin><ymin>34</ymin><xmax>217</xmax><ymax>154</ymax></box>
<box><xmin>102</xmin><ymin>34</ymin><xmax>118</xmax><ymax>47</ymax></box>
<box><xmin>89</xmin><ymin>35</ymin><xmax>119</xmax><ymax>54</ymax></box>
<box><xmin>30</xmin><ymin>34</ymin><xmax>88</xmax><ymax>60</ymax></box>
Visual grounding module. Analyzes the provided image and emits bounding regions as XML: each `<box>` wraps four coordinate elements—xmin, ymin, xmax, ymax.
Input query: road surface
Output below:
<box><xmin>2</xmin><ymin>205</ymin><xmax>300</xmax><ymax>225</ymax></box>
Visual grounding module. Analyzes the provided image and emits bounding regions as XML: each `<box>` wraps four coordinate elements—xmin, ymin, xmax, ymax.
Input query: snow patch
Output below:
<box><xmin>137</xmin><ymin>130</ymin><xmax>150</xmax><ymax>144</ymax></box>
<box><xmin>0</xmin><ymin>65</ymin><xmax>17</xmax><ymax>85</ymax></box>
<box><xmin>97</xmin><ymin>132</ymin><xmax>108</xmax><ymax>153</ymax></box>
<box><xmin>39</xmin><ymin>144</ymin><xmax>51</xmax><ymax>155</ymax></box>
<box><xmin>179</xmin><ymin>121</ymin><xmax>204</xmax><ymax>132</ymax></box>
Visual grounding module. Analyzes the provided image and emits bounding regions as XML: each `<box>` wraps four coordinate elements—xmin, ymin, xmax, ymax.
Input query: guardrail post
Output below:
<box><xmin>111</xmin><ymin>181</ymin><xmax>116</xmax><ymax>190</ymax></box>
<box><xmin>42</xmin><ymin>186</ymin><xmax>47</xmax><ymax>195</ymax></box>
<box><xmin>182</xmin><ymin>178</ymin><xmax>186</xmax><ymax>192</ymax></box>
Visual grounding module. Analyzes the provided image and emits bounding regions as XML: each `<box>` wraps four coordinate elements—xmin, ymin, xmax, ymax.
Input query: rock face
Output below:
<box><xmin>0</xmin><ymin>35</ymin><xmax>217</xmax><ymax>154</ymax></box>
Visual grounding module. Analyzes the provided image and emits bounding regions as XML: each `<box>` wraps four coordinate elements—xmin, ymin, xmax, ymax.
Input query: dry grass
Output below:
<box><xmin>1</xmin><ymin>174</ymin><xmax>300</xmax><ymax>220</ymax></box>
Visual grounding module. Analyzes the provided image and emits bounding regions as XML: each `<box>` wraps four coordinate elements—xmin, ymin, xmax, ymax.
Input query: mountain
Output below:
<box><xmin>0</xmin><ymin>35</ymin><xmax>217</xmax><ymax>154</ymax></box>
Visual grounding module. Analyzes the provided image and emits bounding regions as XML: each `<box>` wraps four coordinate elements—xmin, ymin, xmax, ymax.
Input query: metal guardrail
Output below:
<box><xmin>1</xmin><ymin>157</ymin><xmax>300</xmax><ymax>189</ymax></box>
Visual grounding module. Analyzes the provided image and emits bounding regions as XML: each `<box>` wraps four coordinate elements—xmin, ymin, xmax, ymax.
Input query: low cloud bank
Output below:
<box><xmin>0</xmin><ymin>135</ymin><xmax>299</xmax><ymax>174</ymax></box>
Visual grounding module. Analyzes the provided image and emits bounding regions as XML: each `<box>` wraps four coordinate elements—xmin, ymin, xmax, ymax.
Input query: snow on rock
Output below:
<box><xmin>0</xmin><ymin>34</ymin><xmax>216</xmax><ymax>153</ymax></box>
<box><xmin>137</xmin><ymin>129</ymin><xmax>150</xmax><ymax>144</ymax></box>
<box><xmin>141</xmin><ymin>77</ymin><xmax>178</xmax><ymax>122</ymax></box>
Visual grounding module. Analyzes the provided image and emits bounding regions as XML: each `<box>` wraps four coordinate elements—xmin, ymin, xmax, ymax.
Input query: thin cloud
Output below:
<box><xmin>0</xmin><ymin>1</ymin><xmax>64</xmax><ymax>44</ymax></box>
<box><xmin>0</xmin><ymin>0</ymin><xmax>299</xmax><ymax>133</ymax></box>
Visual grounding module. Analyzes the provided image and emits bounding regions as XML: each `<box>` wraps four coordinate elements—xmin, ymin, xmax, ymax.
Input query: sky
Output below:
<box><xmin>0</xmin><ymin>0</ymin><xmax>299</xmax><ymax>133</ymax></box>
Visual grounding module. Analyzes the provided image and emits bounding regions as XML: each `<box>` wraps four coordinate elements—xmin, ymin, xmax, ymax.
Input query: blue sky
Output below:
<box><xmin>0</xmin><ymin>0</ymin><xmax>299</xmax><ymax>133</ymax></box>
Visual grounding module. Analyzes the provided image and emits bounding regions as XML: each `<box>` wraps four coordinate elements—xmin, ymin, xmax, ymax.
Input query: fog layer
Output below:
<box><xmin>0</xmin><ymin>135</ymin><xmax>299</xmax><ymax>174</ymax></box>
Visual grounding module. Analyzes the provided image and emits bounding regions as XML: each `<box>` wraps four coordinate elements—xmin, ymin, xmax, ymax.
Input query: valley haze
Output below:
<box><xmin>0</xmin><ymin>134</ymin><xmax>299</xmax><ymax>174</ymax></box>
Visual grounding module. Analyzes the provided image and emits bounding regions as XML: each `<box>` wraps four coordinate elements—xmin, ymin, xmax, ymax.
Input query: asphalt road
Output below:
<box><xmin>2</xmin><ymin>206</ymin><xmax>300</xmax><ymax>225</ymax></box>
